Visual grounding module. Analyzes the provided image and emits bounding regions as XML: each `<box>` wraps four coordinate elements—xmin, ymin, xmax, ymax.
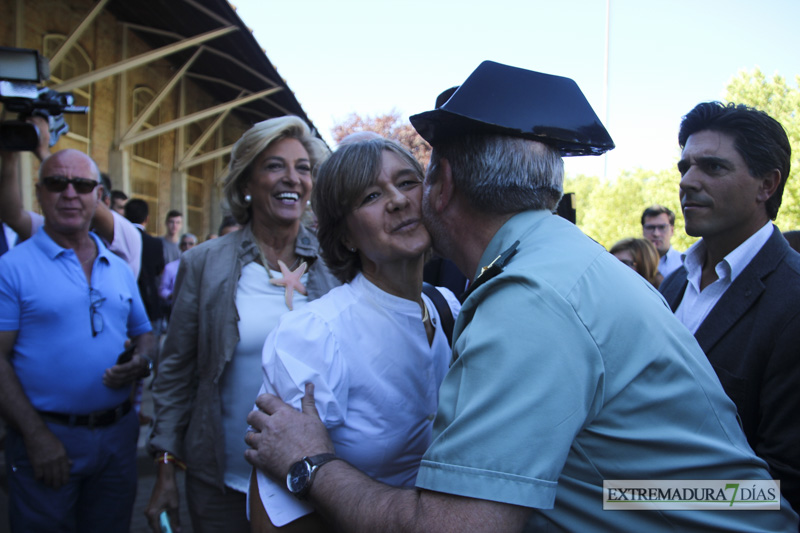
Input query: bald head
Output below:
<box><xmin>35</xmin><ymin>149</ymin><xmax>102</xmax><ymax>240</ymax></box>
<box><xmin>39</xmin><ymin>149</ymin><xmax>100</xmax><ymax>183</ymax></box>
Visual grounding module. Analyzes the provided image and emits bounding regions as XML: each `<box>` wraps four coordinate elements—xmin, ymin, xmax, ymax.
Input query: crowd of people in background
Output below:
<box><xmin>0</xmin><ymin>60</ymin><xmax>798</xmax><ymax>533</ymax></box>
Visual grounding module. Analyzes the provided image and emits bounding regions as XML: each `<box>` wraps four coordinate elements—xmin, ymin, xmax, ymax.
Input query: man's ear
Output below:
<box><xmin>757</xmin><ymin>169</ymin><xmax>781</xmax><ymax>203</ymax></box>
<box><xmin>432</xmin><ymin>157</ymin><xmax>455</xmax><ymax>213</ymax></box>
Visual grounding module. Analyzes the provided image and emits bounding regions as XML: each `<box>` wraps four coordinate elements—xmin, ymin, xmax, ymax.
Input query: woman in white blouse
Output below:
<box><xmin>249</xmin><ymin>138</ymin><xmax>460</xmax><ymax>532</ymax></box>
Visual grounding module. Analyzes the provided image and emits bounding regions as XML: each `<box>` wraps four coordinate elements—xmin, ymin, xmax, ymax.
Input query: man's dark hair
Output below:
<box><xmin>110</xmin><ymin>190</ymin><xmax>128</xmax><ymax>203</ymax></box>
<box><xmin>125</xmin><ymin>198</ymin><xmax>149</xmax><ymax>224</ymax></box>
<box><xmin>678</xmin><ymin>101</ymin><xmax>791</xmax><ymax>220</ymax></box>
<box><xmin>99</xmin><ymin>172</ymin><xmax>112</xmax><ymax>203</ymax></box>
<box><xmin>218</xmin><ymin>214</ymin><xmax>239</xmax><ymax>235</ymax></box>
<box><xmin>641</xmin><ymin>205</ymin><xmax>675</xmax><ymax>226</ymax></box>
<box><xmin>165</xmin><ymin>209</ymin><xmax>182</xmax><ymax>222</ymax></box>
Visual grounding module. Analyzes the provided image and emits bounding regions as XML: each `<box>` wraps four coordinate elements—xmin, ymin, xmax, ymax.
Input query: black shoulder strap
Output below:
<box><xmin>422</xmin><ymin>282</ymin><xmax>454</xmax><ymax>345</ymax></box>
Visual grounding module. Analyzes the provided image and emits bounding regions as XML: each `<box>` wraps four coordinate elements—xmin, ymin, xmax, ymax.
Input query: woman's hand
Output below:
<box><xmin>145</xmin><ymin>461</ymin><xmax>182</xmax><ymax>533</ymax></box>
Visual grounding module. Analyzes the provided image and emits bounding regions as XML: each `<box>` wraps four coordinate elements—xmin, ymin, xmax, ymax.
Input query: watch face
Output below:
<box><xmin>287</xmin><ymin>460</ymin><xmax>311</xmax><ymax>494</ymax></box>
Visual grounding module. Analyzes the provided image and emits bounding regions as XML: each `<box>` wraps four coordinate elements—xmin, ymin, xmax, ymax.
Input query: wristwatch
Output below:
<box><xmin>139</xmin><ymin>356</ymin><xmax>154</xmax><ymax>378</ymax></box>
<box><xmin>286</xmin><ymin>453</ymin><xmax>342</xmax><ymax>499</ymax></box>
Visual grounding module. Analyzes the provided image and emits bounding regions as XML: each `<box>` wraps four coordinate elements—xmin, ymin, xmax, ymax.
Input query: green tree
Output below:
<box><xmin>566</xmin><ymin>168</ymin><xmax>693</xmax><ymax>250</ymax></box>
<box><xmin>724</xmin><ymin>68</ymin><xmax>800</xmax><ymax>231</ymax></box>
<box><xmin>566</xmin><ymin>68</ymin><xmax>800</xmax><ymax>250</ymax></box>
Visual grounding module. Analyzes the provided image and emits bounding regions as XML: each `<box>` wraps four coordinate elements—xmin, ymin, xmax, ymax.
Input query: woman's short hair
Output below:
<box><xmin>222</xmin><ymin>116</ymin><xmax>329</xmax><ymax>225</ymax></box>
<box><xmin>609</xmin><ymin>237</ymin><xmax>662</xmax><ymax>288</ymax></box>
<box><xmin>313</xmin><ymin>138</ymin><xmax>424</xmax><ymax>283</ymax></box>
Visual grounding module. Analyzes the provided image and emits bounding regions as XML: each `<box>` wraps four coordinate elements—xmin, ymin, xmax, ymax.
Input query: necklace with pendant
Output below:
<box><xmin>255</xmin><ymin>242</ymin><xmax>308</xmax><ymax>310</ymax></box>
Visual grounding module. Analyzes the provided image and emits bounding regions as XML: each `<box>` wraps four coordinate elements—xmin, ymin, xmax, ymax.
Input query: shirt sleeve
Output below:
<box><xmin>159</xmin><ymin>261</ymin><xmax>177</xmax><ymax>301</ymax></box>
<box><xmin>125</xmin><ymin>263</ymin><xmax>151</xmax><ymax>337</ymax></box>
<box><xmin>416</xmin><ymin>274</ymin><xmax>604</xmax><ymax>509</ymax></box>
<box><xmin>107</xmin><ymin>211</ymin><xmax>142</xmax><ymax>280</ymax></box>
<box><xmin>253</xmin><ymin>308</ymin><xmax>349</xmax><ymax>527</ymax></box>
<box><xmin>0</xmin><ymin>260</ymin><xmax>21</xmax><ymax>331</ymax></box>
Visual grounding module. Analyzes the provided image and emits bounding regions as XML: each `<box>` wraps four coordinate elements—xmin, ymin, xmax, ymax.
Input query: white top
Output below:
<box><xmin>658</xmin><ymin>246</ymin><xmax>683</xmax><ymax>278</ymax></box>
<box><xmin>221</xmin><ymin>261</ymin><xmax>309</xmax><ymax>493</ymax></box>
<box><xmin>254</xmin><ymin>273</ymin><xmax>460</xmax><ymax>526</ymax></box>
<box><xmin>675</xmin><ymin>221</ymin><xmax>773</xmax><ymax>333</ymax></box>
<box><xmin>29</xmin><ymin>210</ymin><xmax>142</xmax><ymax>279</ymax></box>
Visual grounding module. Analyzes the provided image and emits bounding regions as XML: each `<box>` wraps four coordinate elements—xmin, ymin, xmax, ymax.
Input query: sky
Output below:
<box><xmin>231</xmin><ymin>0</ymin><xmax>799</xmax><ymax>179</ymax></box>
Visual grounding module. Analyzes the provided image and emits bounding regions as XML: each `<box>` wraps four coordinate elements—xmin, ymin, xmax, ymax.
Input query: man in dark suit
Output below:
<box><xmin>123</xmin><ymin>199</ymin><xmax>165</xmax><ymax>325</ymax></box>
<box><xmin>659</xmin><ymin>101</ymin><xmax>800</xmax><ymax>514</ymax></box>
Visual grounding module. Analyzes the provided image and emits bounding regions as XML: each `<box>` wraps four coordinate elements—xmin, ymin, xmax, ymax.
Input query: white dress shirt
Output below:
<box><xmin>658</xmin><ymin>246</ymin><xmax>683</xmax><ymax>278</ymax></box>
<box><xmin>675</xmin><ymin>222</ymin><xmax>773</xmax><ymax>333</ymax></box>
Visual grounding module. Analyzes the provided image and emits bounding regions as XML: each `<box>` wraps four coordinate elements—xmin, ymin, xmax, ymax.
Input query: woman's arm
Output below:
<box><xmin>251</xmin><ymin>308</ymin><xmax>349</xmax><ymax>529</ymax></box>
<box><xmin>145</xmin><ymin>252</ymin><xmax>203</xmax><ymax>529</ymax></box>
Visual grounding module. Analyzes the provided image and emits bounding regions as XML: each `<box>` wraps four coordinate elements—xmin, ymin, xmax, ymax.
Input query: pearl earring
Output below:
<box><xmin>350</xmin><ymin>247</ymin><xmax>356</xmax><ymax>253</ymax></box>
<box><xmin>244</xmin><ymin>194</ymin><xmax>252</xmax><ymax>204</ymax></box>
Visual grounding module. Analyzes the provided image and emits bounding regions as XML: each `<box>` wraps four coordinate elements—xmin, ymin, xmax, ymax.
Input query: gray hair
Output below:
<box><xmin>180</xmin><ymin>233</ymin><xmax>197</xmax><ymax>244</ymax></box>
<box><xmin>222</xmin><ymin>116</ymin><xmax>330</xmax><ymax>225</ymax></box>
<box><xmin>432</xmin><ymin>134</ymin><xmax>564</xmax><ymax>214</ymax></box>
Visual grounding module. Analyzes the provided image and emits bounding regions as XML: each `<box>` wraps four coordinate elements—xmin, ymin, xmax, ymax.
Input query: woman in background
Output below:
<box><xmin>146</xmin><ymin>116</ymin><xmax>340</xmax><ymax>532</ymax></box>
<box><xmin>610</xmin><ymin>237</ymin><xmax>663</xmax><ymax>288</ymax></box>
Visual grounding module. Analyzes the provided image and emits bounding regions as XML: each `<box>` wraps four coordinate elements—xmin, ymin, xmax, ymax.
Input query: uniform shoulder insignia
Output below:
<box><xmin>460</xmin><ymin>240</ymin><xmax>520</xmax><ymax>302</ymax></box>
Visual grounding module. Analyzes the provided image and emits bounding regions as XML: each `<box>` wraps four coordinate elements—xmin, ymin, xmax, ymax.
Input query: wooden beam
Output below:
<box><xmin>179</xmin><ymin>94</ymin><xmax>241</xmax><ymax>166</ymax></box>
<box><xmin>51</xmin><ymin>26</ymin><xmax>236</xmax><ymax>93</ymax></box>
<box><xmin>123</xmin><ymin>48</ymin><xmax>203</xmax><ymax>139</ymax></box>
<box><xmin>119</xmin><ymin>86</ymin><xmax>282</xmax><ymax>148</ymax></box>
<box><xmin>179</xmin><ymin>144</ymin><xmax>234</xmax><ymax>171</ymax></box>
<box><xmin>49</xmin><ymin>0</ymin><xmax>112</xmax><ymax>70</ymax></box>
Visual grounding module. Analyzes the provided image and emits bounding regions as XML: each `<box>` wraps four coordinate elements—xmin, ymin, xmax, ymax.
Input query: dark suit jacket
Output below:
<box><xmin>136</xmin><ymin>228</ymin><xmax>165</xmax><ymax>321</ymax></box>
<box><xmin>660</xmin><ymin>226</ymin><xmax>800</xmax><ymax>512</ymax></box>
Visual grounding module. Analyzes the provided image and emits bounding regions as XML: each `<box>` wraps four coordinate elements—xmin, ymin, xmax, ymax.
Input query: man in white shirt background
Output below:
<box><xmin>641</xmin><ymin>204</ymin><xmax>682</xmax><ymax>278</ymax></box>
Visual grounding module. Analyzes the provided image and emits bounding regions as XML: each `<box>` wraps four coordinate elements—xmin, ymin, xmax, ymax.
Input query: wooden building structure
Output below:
<box><xmin>0</xmin><ymin>0</ymin><xmax>321</xmax><ymax>237</ymax></box>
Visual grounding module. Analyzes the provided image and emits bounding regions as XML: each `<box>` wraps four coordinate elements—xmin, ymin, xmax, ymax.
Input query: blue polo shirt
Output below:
<box><xmin>0</xmin><ymin>227</ymin><xmax>150</xmax><ymax>414</ymax></box>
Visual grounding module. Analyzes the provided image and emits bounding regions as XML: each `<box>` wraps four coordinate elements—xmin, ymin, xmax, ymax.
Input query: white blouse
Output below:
<box><xmin>254</xmin><ymin>273</ymin><xmax>460</xmax><ymax>526</ymax></box>
<box><xmin>221</xmin><ymin>262</ymin><xmax>309</xmax><ymax>493</ymax></box>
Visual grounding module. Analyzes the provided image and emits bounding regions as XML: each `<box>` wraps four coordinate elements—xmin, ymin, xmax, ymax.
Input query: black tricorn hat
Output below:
<box><xmin>409</xmin><ymin>61</ymin><xmax>615</xmax><ymax>157</ymax></box>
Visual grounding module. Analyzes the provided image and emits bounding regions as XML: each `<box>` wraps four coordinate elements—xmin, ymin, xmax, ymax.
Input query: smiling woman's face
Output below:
<box><xmin>245</xmin><ymin>137</ymin><xmax>312</xmax><ymax>228</ymax></box>
<box><xmin>343</xmin><ymin>150</ymin><xmax>431</xmax><ymax>273</ymax></box>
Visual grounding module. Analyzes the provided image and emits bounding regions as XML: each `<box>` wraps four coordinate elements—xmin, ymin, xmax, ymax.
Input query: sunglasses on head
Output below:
<box><xmin>41</xmin><ymin>176</ymin><xmax>99</xmax><ymax>194</ymax></box>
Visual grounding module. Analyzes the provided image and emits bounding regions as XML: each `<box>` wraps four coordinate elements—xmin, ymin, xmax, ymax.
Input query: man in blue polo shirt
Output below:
<box><xmin>0</xmin><ymin>149</ymin><xmax>154</xmax><ymax>532</ymax></box>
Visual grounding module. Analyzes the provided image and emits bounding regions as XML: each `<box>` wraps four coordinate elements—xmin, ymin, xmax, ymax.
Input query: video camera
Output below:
<box><xmin>0</xmin><ymin>46</ymin><xmax>89</xmax><ymax>151</ymax></box>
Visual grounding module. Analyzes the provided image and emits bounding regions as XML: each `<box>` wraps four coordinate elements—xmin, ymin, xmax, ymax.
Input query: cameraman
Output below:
<box><xmin>0</xmin><ymin>116</ymin><xmax>142</xmax><ymax>279</ymax></box>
